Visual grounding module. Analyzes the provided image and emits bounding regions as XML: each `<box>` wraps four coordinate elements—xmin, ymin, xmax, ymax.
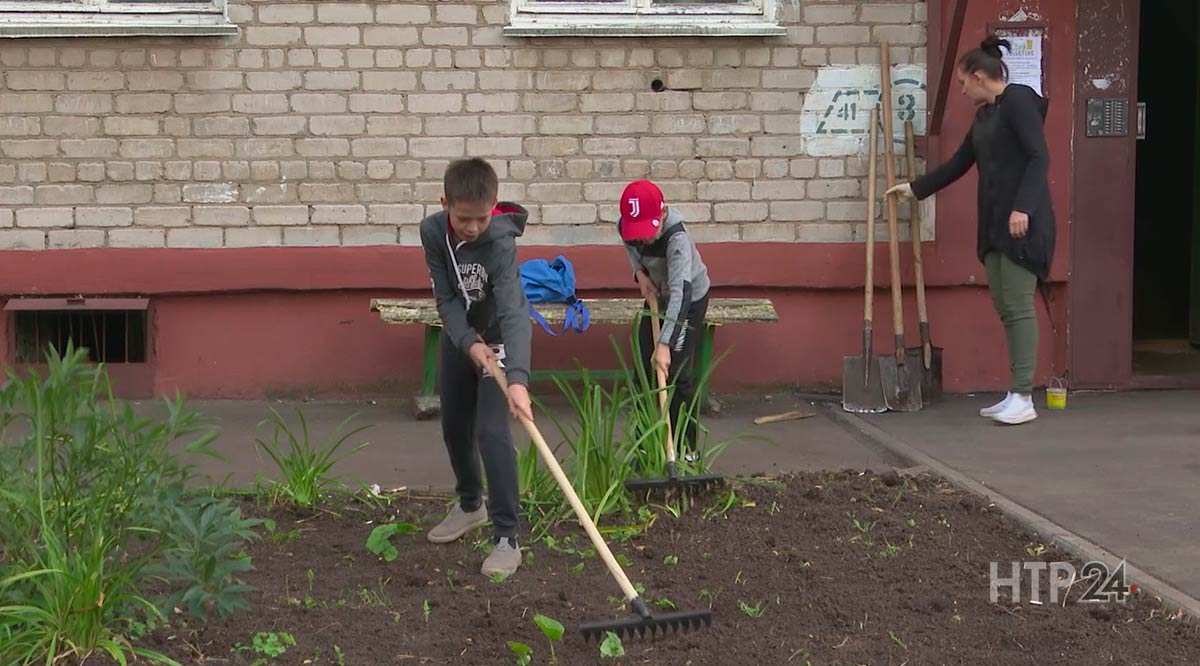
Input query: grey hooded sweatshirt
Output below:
<box><xmin>623</xmin><ymin>207</ymin><xmax>711</xmax><ymax>351</ymax></box>
<box><xmin>420</xmin><ymin>202</ymin><xmax>532</xmax><ymax>386</ymax></box>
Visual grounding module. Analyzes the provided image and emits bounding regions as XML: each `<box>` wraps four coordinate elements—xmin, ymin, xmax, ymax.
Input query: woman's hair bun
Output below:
<box><xmin>980</xmin><ymin>35</ymin><xmax>1012</xmax><ymax>59</ymax></box>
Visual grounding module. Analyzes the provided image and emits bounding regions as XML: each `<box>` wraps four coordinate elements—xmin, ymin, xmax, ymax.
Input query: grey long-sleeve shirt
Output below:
<box><xmin>623</xmin><ymin>207</ymin><xmax>710</xmax><ymax>351</ymax></box>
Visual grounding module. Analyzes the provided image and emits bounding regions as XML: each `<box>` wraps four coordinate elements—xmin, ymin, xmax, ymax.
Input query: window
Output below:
<box><xmin>6</xmin><ymin>299</ymin><xmax>149</xmax><ymax>364</ymax></box>
<box><xmin>0</xmin><ymin>1</ymin><xmax>237</xmax><ymax>38</ymax></box>
<box><xmin>505</xmin><ymin>0</ymin><xmax>785</xmax><ymax>37</ymax></box>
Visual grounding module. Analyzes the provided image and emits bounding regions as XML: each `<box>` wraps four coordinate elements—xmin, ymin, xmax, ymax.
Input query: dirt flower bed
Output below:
<box><xmin>139</xmin><ymin>472</ymin><xmax>1200</xmax><ymax>665</ymax></box>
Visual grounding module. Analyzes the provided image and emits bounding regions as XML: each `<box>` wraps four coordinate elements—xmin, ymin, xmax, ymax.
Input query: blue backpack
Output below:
<box><xmin>520</xmin><ymin>256</ymin><xmax>590</xmax><ymax>336</ymax></box>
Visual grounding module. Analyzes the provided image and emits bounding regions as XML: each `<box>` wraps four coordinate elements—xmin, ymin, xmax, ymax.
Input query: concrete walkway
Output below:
<box><xmin>855</xmin><ymin>390</ymin><xmax>1200</xmax><ymax>602</ymax></box>
<box><xmin>144</xmin><ymin>392</ymin><xmax>891</xmax><ymax>491</ymax></box>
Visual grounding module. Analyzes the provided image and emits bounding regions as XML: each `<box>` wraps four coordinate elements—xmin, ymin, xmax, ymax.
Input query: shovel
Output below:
<box><xmin>842</xmin><ymin>105</ymin><xmax>888</xmax><ymax>414</ymax></box>
<box><xmin>877</xmin><ymin>41</ymin><xmax>923</xmax><ymax>412</ymax></box>
<box><xmin>483</xmin><ymin>357</ymin><xmax>712</xmax><ymax>641</ymax></box>
<box><xmin>903</xmin><ymin>120</ymin><xmax>944</xmax><ymax>401</ymax></box>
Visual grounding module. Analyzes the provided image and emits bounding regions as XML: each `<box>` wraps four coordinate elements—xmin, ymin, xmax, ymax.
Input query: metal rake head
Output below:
<box><xmin>624</xmin><ymin>473</ymin><xmax>726</xmax><ymax>496</ymax></box>
<box><xmin>579</xmin><ymin>609</ymin><xmax>713</xmax><ymax>642</ymax></box>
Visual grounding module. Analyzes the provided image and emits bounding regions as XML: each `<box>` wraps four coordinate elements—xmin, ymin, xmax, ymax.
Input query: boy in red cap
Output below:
<box><xmin>619</xmin><ymin>179</ymin><xmax>711</xmax><ymax>457</ymax></box>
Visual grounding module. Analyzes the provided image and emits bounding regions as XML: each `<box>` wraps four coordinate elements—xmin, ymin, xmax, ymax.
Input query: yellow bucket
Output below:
<box><xmin>1046</xmin><ymin>378</ymin><xmax>1067</xmax><ymax>410</ymax></box>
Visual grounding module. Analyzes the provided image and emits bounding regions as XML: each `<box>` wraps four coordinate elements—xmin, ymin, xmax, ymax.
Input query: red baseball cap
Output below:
<box><xmin>618</xmin><ymin>180</ymin><xmax>665</xmax><ymax>242</ymax></box>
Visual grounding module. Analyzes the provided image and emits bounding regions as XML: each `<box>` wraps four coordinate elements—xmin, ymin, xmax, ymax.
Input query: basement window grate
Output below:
<box><xmin>6</xmin><ymin>298</ymin><xmax>149</xmax><ymax>364</ymax></box>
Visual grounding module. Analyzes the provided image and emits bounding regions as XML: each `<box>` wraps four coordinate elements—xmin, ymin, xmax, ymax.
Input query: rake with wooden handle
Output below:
<box><xmin>483</xmin><ymin>356</ymin><xmax>712</xmax><ymax>641</ymax></box>
<box><xmin>624</xmin><ymin>298</ymin><xmax>724</xmax><ymax>495</ymax></box>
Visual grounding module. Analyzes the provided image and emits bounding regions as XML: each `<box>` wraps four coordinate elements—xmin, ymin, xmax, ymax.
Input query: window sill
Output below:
<box><xmin>504</xmin><ymin>17</ymin><xmax>786</xmax><ymax>38</ymax></box>
<box><xmin>0</xmin><ymin>18</ymin><xmax>237</xmax><ymax>38</ymax></box>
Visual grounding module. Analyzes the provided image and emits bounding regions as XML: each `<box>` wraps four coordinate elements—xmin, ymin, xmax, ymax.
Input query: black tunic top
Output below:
<box><xmin>911</xmin><ymin>84</ymin><xmax>1055</xmax><ymax>280</ymax></box>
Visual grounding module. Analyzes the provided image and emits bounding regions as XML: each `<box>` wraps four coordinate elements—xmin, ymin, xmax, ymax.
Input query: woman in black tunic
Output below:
<box><xmin>889</xmin><ymin>35</ymin><xmax>1054</xmax><ymax>425</ymax></box>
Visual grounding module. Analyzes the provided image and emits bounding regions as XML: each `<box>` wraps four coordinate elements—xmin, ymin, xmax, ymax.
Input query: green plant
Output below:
<box><xmin>703</xmin><ymin>488</ymin><xmax>748</xmax><ymax>520</ymax></box>
<box><xmin>618</xmin><ymin>329</ymin><xmax>734</xmax><ymax>481</ymax></box>
<box><xmin>654</xmin><ymin>597</ymin><xmax>678</xmax><ymax>610</ymax></box>
<box><xmin>851</xmin><ymin>516</ymin><xmax>877</xmax><ymax>547</ymax></box>
<box><xmin>267</xmin><ymin>523</ymin><xmax>302</xmax><ymax>545</ymax></box>
<box><xmin>357</xmin><ymin>585</ymin><xmax>388</xmax><ymax>608</ymax></box>
<box><xmin>254</xmin><ymin>407</ymin><xmax>370</xmax><ymax>508</ymax></box>
<box><xmin>150</xmin><ymin>496</ymin><xmax>263</xmax><ymax>618</ymax></box>
<box><xmin>365</xmin><ymin>523</ymin><xmax>419</xmax><ymax>563</ymax></box>
<box><xmin>543</xmin><ymin>369</ymin><xmax>637</xmax><ymax>526</ymax></box>
<box><xmin>333</xmin><ymin>644</ymin><xmax>346</xmax><ymax>666</ymax></box>
<box><xmin>516</xmin><ymin>438</ymin><xmax>566</xmax><ymax>541</ymax></box>
<box><xmin>244</xmin><ymin>631</ymin><xmax>295</xmax><ymax>659</ymax></box>
<box><xmin>889</xmin><ymin>630</ymin><xmax>908</xmax><ymax>650</ymax></box>
<box><xmin>297</xmin><ymin>569</ymin><xmax>317</xmax><ymax>609</ymax></box>
<box><xmin>533</xmin><ymin>613</ymin><xmax>565</xmax><ymax>663</ymax></box>
<box><xmin>0</xmin><ymin>345</ymin><xmax>251</xmax><ymax>666</ymax></box>
<box><xmin>355</xmin><ymin>483</ymin><xmax>393</xmax><ymax>511</ymax></box>
<box><xmin>738</xmin><ymin>600</ymin><xmax>765</xmax><ymax>618</ymax></box>
<box><xmin>877</xmin><ymin>539</ymin><xmax>901</xmax><ymax>558</ymax></box>
<box><xmin>507</xmin><ymin>640</ymin><xmax>533</xmax><ymax>666</ymax></box>
<box><xmin>599</xmin><ymin>631</ymin><xmax>625</xmax><ymax>658</ymax></box>
<box><xmin>653</xmin><ymin>501</ymin><xmax>683</xmax><ymax>519</ymax></box>
<box><xmin>664</xmin><ymin>554</ymin><xmax>679</xmax><ymax>566</ymax></box>
<box><xmin>422</xmin><ymin>599</ymin><xmax>431</xmax><ymax>623</ymax></box>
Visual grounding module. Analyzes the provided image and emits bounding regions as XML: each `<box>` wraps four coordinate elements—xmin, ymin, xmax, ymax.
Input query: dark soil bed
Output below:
<box><xmin>138</xmin><ymin>471</ymin><xmax>1199</xmax><ymax>665</ymax></box>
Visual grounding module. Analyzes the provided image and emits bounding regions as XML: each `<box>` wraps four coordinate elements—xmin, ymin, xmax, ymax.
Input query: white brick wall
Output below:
<box><xmin>0</xmin><ymin>1</ymin><xmax>928</xmax><ymax>250</ymax></box>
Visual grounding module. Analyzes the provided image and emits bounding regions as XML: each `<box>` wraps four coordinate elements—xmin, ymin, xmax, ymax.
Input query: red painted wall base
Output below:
<box><xmin>0</xmin><ymin>246</ymin><xmax>1066</xmax><ymax>399</ymax></box>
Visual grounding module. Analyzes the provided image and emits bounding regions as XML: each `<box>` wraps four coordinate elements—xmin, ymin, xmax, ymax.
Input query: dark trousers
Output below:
<box><xmin>439</xmin><ymin>336</ymin><xmax>519</xmax><ymax>539</ymax></box>
<box><xmin>638</xmin><ymin>294</ymin><xmax>709</xmax><ymax>455</ymax></box>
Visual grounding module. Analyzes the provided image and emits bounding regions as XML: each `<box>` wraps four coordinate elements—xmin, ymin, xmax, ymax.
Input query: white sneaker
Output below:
<box><xmin>991</xmin><ymin>393</ymin><xmax>1037</xmax><ymax>425</ymax></box>
<box><xmin>979</xmin><ymin>392</ymin><xmax>1015</xmax><ymax>417</ymax></box>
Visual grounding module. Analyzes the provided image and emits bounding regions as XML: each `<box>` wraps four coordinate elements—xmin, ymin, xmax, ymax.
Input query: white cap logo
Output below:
<box><xmin>628</xmin><ymin>197</ymin><xmax>640</xmax><ymax>218</ymax></box>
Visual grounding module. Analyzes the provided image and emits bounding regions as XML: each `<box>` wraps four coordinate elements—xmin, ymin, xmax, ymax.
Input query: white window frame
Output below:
<box><xmin>0</xmin><ymin>0</ymin><xmax>237</xmax><ymax>38</ymax></box>
<box><xmin>505</xmin><ymin>0</ymin><xmax>785</xmax><ymax>38</ymax></box>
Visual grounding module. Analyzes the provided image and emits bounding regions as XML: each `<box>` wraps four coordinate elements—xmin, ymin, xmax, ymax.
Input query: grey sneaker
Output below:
<box><xmin>427</xmin><ymin>503</ymin><xmax>488</xmax><ymax>544</ymax></box>
<box><xmin>481</xmin><ymin>537</ymin><xmax>522</xmax><ymax>577</ymax></box>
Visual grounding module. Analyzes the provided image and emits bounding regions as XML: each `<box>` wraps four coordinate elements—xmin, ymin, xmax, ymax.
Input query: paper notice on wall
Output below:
<box><xmin>1002</xmin><ymin>34</ymin><xmax>1043</xmax><ymax>95</ymax></box>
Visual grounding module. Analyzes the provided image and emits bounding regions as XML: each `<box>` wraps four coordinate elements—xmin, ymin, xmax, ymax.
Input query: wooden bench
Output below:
<box><xmin>370</xmin><ymin>297</ymin><xmax>779</xmax><ymax>418</ymax></box>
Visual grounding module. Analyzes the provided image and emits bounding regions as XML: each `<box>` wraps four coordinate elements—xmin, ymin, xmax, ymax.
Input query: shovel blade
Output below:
<box><xmin>906</xmin><ymin>345</ymin><xmax>944</xmax><ymax>402</ymax></box>
<box><xmin>842</xmin><ymin>354</ymin><xmax>888</xmax><ymax>414</ymax></box>
<box><xmin>878</xmin><ymin>354</ymin><xmax>924</xmax><ymax>412</ymax></box>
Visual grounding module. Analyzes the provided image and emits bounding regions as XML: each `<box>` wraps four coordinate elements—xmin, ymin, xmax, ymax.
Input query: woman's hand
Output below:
<box><xmin>1009</xmin><ymin>210</ymin><xmax>1030</xmax><ymax>238</ymax></box>
<box><xmin>885</xmin><ymin>182</ymin><xmax>914</xmax><ymax>199</ymax></box>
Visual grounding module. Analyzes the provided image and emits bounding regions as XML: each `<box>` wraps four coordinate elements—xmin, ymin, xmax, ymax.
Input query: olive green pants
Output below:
<box><xmin>984</xmin><ymin>252</ymin><xmax>1038</xmax><ymax>394</ymax></box>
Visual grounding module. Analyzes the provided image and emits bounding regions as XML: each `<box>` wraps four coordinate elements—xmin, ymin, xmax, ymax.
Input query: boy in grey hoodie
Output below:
<box><xmin>618</xmin><ymin>179</ymin><xmax>711</xmax><ymax>456</ymax></box>
<box><xmin>420</xmin><ymin>158</ymin><xmax>531</xmax><ymax>577</ymax></box>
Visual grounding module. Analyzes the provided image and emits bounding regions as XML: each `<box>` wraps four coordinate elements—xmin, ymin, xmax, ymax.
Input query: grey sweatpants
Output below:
<box><xmin>439</xmin><ymin>335</ymin><xmax>520</xmax><ymax>539</ymax></box>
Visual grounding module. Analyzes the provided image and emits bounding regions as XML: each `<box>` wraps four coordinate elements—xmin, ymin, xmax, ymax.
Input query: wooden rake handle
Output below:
<box><xmin>646</xmin><ymin>298</ymin><xmax>677</xmax><ymax>466</ymax></box>
<box><xmin>483</xmin><ymin>357</ymin><xmax>642</xmax><ymax>604</ymax></box>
